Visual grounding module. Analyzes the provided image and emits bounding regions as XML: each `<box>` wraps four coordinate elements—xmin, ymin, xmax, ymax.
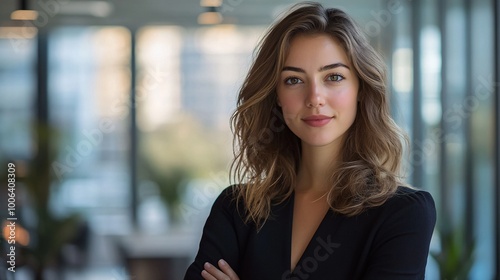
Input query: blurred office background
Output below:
<box><xmin>0</xmin><ymin>0</ymin><xmax>498</xmax><ymax>279</ymax></box>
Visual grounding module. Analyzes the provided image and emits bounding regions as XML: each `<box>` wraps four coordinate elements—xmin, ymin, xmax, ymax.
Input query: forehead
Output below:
<box><xmin>284</xmin><ymin>33</ymin><xmax>350</xmax><ymax>66</ymax></box>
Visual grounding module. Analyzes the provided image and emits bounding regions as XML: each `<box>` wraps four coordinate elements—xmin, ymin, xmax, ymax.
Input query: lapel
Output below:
<box><xmin>288</xmin><ymin>192</ymin><xmax>343</xmax><ymax>275</ymax></box>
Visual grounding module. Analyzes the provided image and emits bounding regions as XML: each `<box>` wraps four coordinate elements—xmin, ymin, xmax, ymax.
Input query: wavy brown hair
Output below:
<box><xmin>230</xmin><ymin>2</ymin><xmax>408</xmax><ymax>229</ymax></box>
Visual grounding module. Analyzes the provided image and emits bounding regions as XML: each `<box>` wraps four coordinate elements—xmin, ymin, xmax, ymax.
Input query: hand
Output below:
<box><xmin>201</xmin><ymin>259</ymin><xmax>240</xmax><ymax>280</ymax></box>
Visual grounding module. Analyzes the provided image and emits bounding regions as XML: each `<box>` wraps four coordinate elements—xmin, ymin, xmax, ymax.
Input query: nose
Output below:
<box><xmin>306</xmin><ymin>82</ymin><xmax>326</xmax><ymax>108</ymax></box>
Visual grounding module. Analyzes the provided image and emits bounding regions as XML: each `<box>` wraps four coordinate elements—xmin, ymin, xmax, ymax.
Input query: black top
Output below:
<box><xmin>184</xmin><ymin>185</ymin><xmax>436</xmax><ymax>280</ymax></box>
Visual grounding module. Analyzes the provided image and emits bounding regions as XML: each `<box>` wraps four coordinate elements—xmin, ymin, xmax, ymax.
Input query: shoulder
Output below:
<box><xmin>216</xmin><ymin>184</ymin><xmax>238</xmax><ymax>200</ymax></box>
<box><xmin>388</xmin><ymin>186</ymin><xmax>436</xmax><ymax>210</ymax></box>
<box><xmin>212</xmin><ymin>185</ymin><xmax>238</xmax><ymax>208</ymax></box>
<box><xmin>357</xmin><ymin>187</ymin><xmax>437</xmax><ymax>277</ymax></box>
<box><xmin>211</xmin><ymin>185</ymin><xmax>246</xmax><ymax>217</ymax></box>
<box><xmin>201</xmin><ymin>185</ymin><xmax>250</xmax><ymax>234</ymax></box>
<box><xmin>376</xmin><ymin>186</ymin><xmax>436</xmax><ymax>229</ymax></box>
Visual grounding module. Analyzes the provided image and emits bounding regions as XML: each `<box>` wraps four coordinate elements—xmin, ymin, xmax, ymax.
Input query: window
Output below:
<box><xmin>48</xmin><ymin>26</ymin><xmax>132</xmax><ymax>234</ymax></box>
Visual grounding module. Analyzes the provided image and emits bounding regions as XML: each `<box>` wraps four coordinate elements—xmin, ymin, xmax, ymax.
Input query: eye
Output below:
<box><xmin>326</xmin><ymin>74</ymin><xmax>345</xmax><ymax>82</ymax></box>
<box><xmin>284</xmin><ymin>77</ymin><xmax>303</xmax><ymax>85</ymax></box>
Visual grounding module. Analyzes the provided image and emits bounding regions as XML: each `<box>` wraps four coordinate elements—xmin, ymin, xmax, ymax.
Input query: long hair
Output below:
<box><xmin>230</xmin><ymin>2</ymin><xmax>408</xmax><ymax>229</ymax></box>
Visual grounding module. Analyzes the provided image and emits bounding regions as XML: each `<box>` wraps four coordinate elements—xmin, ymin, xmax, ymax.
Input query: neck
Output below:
<box><xmin>296</xmin><ymin>141</ymin><xmax>342</xmax><ymax>194</ymax></box>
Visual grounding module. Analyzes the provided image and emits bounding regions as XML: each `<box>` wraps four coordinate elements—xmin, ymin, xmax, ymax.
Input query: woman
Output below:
<box><xmin>184</xmin><ymin>2</ymin><xmax>436</xmax><ymax>279</ymax></box>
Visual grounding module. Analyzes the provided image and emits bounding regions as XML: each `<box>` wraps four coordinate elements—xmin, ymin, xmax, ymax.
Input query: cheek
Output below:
<box><xmin>277</xmin><ymin>94</ymin><xmax>302</xmax><ymax>113</ymax></box>
<box><xmin>277</xmin><ymin>98</ymin><xmax>299</xmax><ymax>127</ymax></box>
<box><xmin>280</xmin><ymin>106</ymin><xmax>297</xmax><ymax>125</ymax></box>
<box><xmin>330</xmin><ymin>89</ymin><xmax>358</xmax><ymax>113</ymax></box>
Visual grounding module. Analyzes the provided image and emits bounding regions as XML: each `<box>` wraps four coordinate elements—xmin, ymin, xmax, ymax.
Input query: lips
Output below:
<box><xmin>302</xmin><ymin>115</ymin><xmax>333</xmax><ymax>127</ymax></box>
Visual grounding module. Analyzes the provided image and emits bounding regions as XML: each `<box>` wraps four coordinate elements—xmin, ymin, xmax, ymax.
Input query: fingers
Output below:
<box><xmin>201</xmin><ymin>260</ymin><xmax>239</xmax><ymax>280</ymax></box>
<box><xmin>218</xmin><ymin>259</ymin><xmax>240</xmax><ymax>280</ymax></box>
<box><xmin>202</xmin><ymin>262</ymin><xmax>228</xmax><ymax>280</ymax></box>
<box><xmin>201</xmin><ymin>267</ymin><xmax>218</xmax><ymax>280</ymax></box>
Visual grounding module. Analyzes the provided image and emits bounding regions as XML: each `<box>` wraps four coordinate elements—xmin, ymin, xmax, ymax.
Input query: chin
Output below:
<box><xmin>300</xmin><ymin>136</ymin><xmax>343</xmax><ymax>148</ymax></box>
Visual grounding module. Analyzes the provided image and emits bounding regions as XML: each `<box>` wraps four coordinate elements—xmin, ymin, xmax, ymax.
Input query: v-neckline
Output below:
<box><xmin>288</xmin><ymin>191</ymin><xmax>331</xmax><ymax>272</ymax></box>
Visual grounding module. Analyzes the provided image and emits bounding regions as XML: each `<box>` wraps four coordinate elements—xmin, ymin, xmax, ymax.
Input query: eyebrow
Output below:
<box><xmin>282</xmin><ymin>63</ymin><xmax>350</xmax><ymax>73</ymax></box>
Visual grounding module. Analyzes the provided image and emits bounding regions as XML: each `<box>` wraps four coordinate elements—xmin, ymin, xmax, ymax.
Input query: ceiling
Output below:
<box><xmin>0</xmin><ymin>0</ymin><xmax>383</xmax><ymax>29</ymax></box>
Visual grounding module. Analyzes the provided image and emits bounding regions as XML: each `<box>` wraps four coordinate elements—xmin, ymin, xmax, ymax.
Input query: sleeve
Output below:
<box><xmin>184</xmin><ymin>186</ymin><xmax>245</xmax><ymax>280</ymax></box>
<box><xmin>362</xmin><ymin>190</ymin><xmax>437</xmax><ymax>280</ymax></box>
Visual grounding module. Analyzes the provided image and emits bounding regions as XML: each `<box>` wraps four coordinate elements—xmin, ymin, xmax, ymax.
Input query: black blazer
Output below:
<box><xmin>184</xmin><ymin>185</ymin><xmax>436</xmax><ymax>280</ymax></box>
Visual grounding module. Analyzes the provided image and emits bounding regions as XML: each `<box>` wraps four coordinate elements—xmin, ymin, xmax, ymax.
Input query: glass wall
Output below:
<box><xmin>468</xmin><ymin>0</ymin><xmax>496</xmax><ymax>277</ymax></box>
<box><xmin>48</xmin><ymin>26</ymin><xmax>132</xmax><ymax>234</ymax></box>
<box><xmin>383</xmin><ymin>0</ymin><xmax>496</xmax><ymax>278</ymax></box>
<box><xmin>0</xmin><ymin>28</ymin><xmax>37</xmax><ymax>161</ymax></box>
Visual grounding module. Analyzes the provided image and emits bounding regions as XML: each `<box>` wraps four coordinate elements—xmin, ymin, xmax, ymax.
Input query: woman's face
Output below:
<box><xmin>277</xmin><ymin>34</ymin><xmax>360</xmax><ymax>149</ymax></box>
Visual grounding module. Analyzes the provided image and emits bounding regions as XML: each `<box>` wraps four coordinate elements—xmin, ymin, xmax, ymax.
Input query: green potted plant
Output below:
<box><xmin>431</xmin><ymin>225</ymin><xmax>475</xmax><ymax>280</ymax></box>
<box><xmin>140</xmin><ymin>158</ymin><xmax>190</xmax><ymax>224</ymax></box>
<box><xmin>18</xmin><ymin>123</ymin><xmax>81</xmax><ymax>280</ymax></box>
